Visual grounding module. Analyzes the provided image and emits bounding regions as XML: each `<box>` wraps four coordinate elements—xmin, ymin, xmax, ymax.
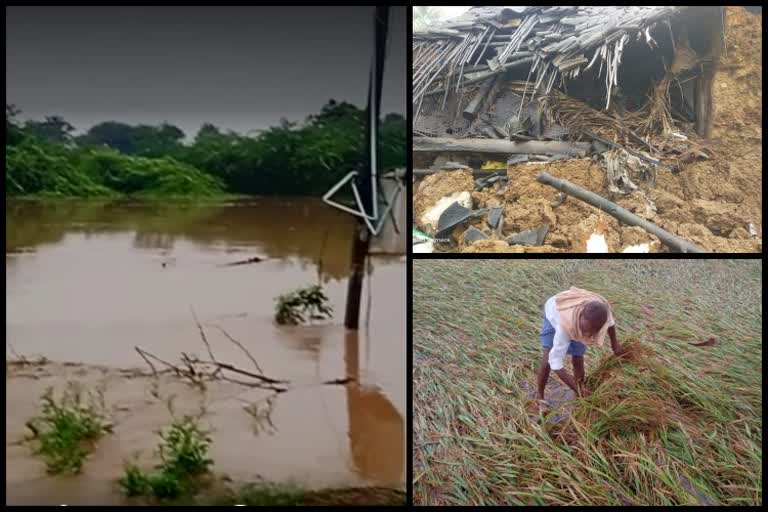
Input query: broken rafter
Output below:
<box><xmin>413</xmin><ymin>137</ymin><xmax>590</xmax><ymax>156</ymax></box>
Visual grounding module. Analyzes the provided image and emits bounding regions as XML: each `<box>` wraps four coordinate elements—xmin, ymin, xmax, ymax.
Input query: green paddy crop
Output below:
<box><xmin>413</xmin><ymin>260</ymin><xmax>761</xmax><ymax>506</ymax></box>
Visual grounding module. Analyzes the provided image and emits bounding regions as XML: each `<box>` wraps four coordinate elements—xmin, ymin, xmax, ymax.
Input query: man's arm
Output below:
<box><xmin>608</xmin><ymin>325</ymin><xmax>624</xmax><ymax>355</ymax></box>
<box><xmin>554</xmin><ymin>368</ymin><xmax>580</xmax><ymax>394</ymax></box>
<box><xmin>549</xmin><ymin>329</ymin><xmax>586</xmax><ymax>396</ymax></box>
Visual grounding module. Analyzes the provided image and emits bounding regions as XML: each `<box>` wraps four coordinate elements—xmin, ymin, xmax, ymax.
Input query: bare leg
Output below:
<box><xmin>572</xmin><ymin>355</ymin><xmax>585</xmax><ymax>396</ymax></box>
<box><xmin>536</xmin><ymin>348</ymin><xmax>551</xmax><ymax>400</ymax></box>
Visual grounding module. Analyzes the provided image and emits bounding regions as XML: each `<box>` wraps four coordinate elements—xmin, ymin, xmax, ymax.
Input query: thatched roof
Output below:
<box><xmin>413</xmin><ymin>6</ymin><xmax>687</xmax><ymax>109</ymax></box>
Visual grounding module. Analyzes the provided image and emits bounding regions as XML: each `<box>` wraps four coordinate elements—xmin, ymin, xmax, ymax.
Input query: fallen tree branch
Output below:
<box><xmin>536</xmin><ymin>172</ymin><xmax>706</xmax><ymax>253</ymax></box>
<box><xmin>206</xmin><ymin>323</ymin><xmax>264</xmax><ymax>374</ymax></box>
<box><xmin>413</xmin><ymin>137</ymin><xmax>590</xmax><ymax>156</ymax></box>
<box><xmin>191</xmin><ymin>307</ymin><xmax>216</xmax><ymax>362</ymax></box>
<box><xmin>217</xmin><ymin>256</ymin><xmax>266</xmax><ymax>267</ymax></box>
<box><xmin>134</xmin><ymin>310</ymin><xmax>350</xmax><ymax>393</ymax></box>
<box><xmin>134</xmin><ymin>346</ymin><xmax>175</xmax><ymax>376</ymax></box>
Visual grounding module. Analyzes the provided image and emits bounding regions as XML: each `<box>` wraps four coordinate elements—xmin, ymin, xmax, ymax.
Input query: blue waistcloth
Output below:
<box><xmin>539</xmin><ymin>313</ymin><xmax>587</xmax><ymax>356</ymax></box>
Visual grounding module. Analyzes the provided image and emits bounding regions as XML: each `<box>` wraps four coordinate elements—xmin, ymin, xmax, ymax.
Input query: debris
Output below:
<box><xmin>536</xmin><ymin>172</ymin><xmax>706</xmax><ymax>253</ymax></box>
<box><xmin>582</xmin><ymin>129</ymin><xmax>677</xmax><ymax>172</ymax></box>
<box><xmin>480</xmin><ymin>160</ymin><xmax>507</xmax><ymax>170</ymax></box>
<box><xmin>436</xmin><ymin>202</ymin><xmax>477</xmax><ymax>238</ymax></box>
<box><xmin>463</xmin><ymin>226</ymin><xmax>489</xmax><ymax>244</ymax></box>
<box><xmin>463</xmin><ymin>76</ymin><xmax>498</xmax><ymax>120</ymax></box>
<box><xmin>414</xmin><ymin>168</ymin><xmax>509</xmax><ymax>179</ymax></box>
<box><xmin>218</xmin><ymin>256</ymin><xmax>266</xmax><ymax>267</ymax></box>
<box><xmin>586</xmin><ymin>232</ymin><xmax>610</xmax><ymax>253</ymax></box>
<box><xmin>507</xmin><ymin>224</ymin><xmax>549</xmax><ymax>246</ymax></box>
<box><xmin>413</xmin><ymin>137</ymin><xmax>591</xmax><ymax>156</ymax></box>
<box><xmin>551</xmin><ymin>192</ymin><xmax>567</xmax><ymax>208</ymax></box>
<box><xmin>439</xmin><ymin>162</ymin><xmax>471</xmax><ymax>170</ymax></box>
<box><xmin>487</xmin><ymin>207</ymin><xmax>504</xmax><ymax>229</ymax></box>
<box><xmin>688</xmin><ymin>337</ymin><xmax>717</xmax><ymax>347</ymax></box>
<box><xmin>421</xmin><ymin>191</ymin><xmax>472</xmax><ymax>231</ymax></box>
<box><xmin>412</xmin><ymin>6</ymin><xmax>761</xmax><ymax>254</ymax></box>
<box><xmin>413</xmin><ymin>240</ymin><xmax>434</xmax><ymax>254</ymax></box>
<box><xmin>474</xmin><ymin>172</ymin><xmax>504</xmax><ymax>191</ymax></box>
<box><xmin>621</xmin><ymin>243</ymin><xmax>652</xmax><ymax>253</ymax></box>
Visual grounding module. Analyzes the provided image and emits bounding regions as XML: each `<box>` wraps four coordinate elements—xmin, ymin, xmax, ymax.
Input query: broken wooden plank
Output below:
<box><xmin>413</xmin><ymin>137</ymin><xmax>591</xmax><ymax>156</ymax></box>
<box><xmin>536</xmin><ymin>172</ymin><xmax>706</xmax><ymax>253</ymax></box>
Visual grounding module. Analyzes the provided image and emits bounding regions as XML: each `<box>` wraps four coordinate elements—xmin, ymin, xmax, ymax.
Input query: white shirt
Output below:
<box><xmin>544</xmin><ymin>295</ymin><xmax>615</xmax><ymax>370</ymax></box>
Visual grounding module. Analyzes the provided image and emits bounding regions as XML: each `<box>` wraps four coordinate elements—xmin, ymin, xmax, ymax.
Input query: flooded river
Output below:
<box><xmin>5</xmin><ymin>198</ymin><xmax>406</xmax><ymax>505</ymax></box>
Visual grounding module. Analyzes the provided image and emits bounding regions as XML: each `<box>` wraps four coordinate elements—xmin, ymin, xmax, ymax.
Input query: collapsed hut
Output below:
<box><xmin>413</xmin><ymin>6</ymin><xmax>762</xmax><ymax>253</ymax></box>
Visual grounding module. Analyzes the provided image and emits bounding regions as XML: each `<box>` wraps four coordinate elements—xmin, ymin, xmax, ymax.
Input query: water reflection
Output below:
<box><xmin>345</xmin><ymin>330</ymin><xmax>404</xmax><ymax>483</ymax></box>
<box><xmin>6</xmin><ymin>198</ymin><xmax>357</xmax><ymax>281</ymax></box>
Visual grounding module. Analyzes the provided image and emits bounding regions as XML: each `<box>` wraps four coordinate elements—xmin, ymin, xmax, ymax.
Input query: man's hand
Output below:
<box><xmin>608</xmin><ymin>325</ymin><xmax>624</xmax><ymax>356</ymax></box>
<box><xmin>577</xmin><ymin>384</ymin><xmax>593</xmax><ymax>398</ymax></box>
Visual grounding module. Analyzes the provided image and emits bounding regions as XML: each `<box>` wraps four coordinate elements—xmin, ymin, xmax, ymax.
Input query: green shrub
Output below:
<box><xmin>275</xmin><ymin>285</ymin><xmax>333</xmax><ymax>325</ymax></box>
<box><xmin>27</xmin><ymin>383</ymin><xmax>112</xmax><ymax>474</ymax></box>
<box><xmin>119</xmin><ymin>416</ymin><xmax>213</xmax><ymax>501</ymax></box>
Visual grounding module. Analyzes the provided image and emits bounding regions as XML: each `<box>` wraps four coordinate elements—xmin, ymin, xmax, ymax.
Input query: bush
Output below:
<box><xmin>27</xmin><ymin>383</ymin><xmax>112</xmax><ymax>474</ymax></box>
<box><xmin>275</xmin><ymin>285</ymin><xmax>333</xmax><ymax>325</ymax></box>
<box><xmin>119</xmin><ymin>416</ymin><xmax>213</xmax><ymax>501</ymax></box>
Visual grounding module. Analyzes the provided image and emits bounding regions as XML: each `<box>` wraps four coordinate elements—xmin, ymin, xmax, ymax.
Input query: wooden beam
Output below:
<box><xmin>413</xmin><ymin>137</ymin><xmax>591</xmax><ymax>156</ymax></box>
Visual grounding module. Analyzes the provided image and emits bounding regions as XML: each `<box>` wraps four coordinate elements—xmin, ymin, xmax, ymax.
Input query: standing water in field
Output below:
<box><xmin>5</xmin><ymin>198</ymin><xmax>406</xmax><ymax>505</ymax></box>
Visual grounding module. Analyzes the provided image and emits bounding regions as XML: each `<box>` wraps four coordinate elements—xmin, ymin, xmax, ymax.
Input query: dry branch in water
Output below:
<box><xmin>134</xmin><ymin>309</ymin><xmax>352</xmax><ymax>393</ymax></box>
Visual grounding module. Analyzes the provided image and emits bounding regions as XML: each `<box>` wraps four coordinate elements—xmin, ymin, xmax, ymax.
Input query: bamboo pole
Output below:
<box><xmin>536</xmin><ymin>172</ymin><xmax>706</xmax><ymax>253</ymax></box>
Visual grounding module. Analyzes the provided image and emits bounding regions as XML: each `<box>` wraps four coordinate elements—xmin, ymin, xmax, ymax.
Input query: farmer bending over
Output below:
<box><xmin>537</xmin><ymin>287</ymin><xmax>624</xmax><ymax>401</ymax></box>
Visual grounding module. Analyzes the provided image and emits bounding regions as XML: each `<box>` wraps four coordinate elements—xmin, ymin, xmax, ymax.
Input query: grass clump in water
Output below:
<box><xmin>119</xmin><ymin>416</ymin><xmax>213</xmax><ymax>500</ymax></box>
<box><xmin>26</xmin><ymin>383</ymin><xmax>112</xmax><ymax>474</ymax></box>
<box><xmin>274</xmin><ymin>285</ymin><xmax>333</xmax><ymax>325</ymax></box>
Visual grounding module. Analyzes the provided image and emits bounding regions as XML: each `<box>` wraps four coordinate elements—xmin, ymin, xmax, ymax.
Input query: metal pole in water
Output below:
<box><xmin>345</xmin><ymin>6</ymin><xmax>388</xmax><ymax>330</ymax></box>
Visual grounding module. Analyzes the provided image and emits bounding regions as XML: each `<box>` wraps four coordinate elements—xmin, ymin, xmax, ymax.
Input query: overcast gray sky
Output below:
<box><xmin>6</xmin><ymin>6</ymin><xmax>405</xmax><ymax>138</ymax></box>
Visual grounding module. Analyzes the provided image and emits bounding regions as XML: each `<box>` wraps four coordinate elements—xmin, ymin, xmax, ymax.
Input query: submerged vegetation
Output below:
<box><xmin>5</xmin><ymin>101</ymin><xmax>405</xmax><ymax>197</ymax></box>
<box><xmin>413</xmin><ymin>260</ymin><xmax>762</xmax><ymax>506</ymax></box>
<box><xmin>119</xmin><ymin>415</ymin><xmax>214</xmax><ymax>500</ymax></box>
<box><xmin>275</xmin><ymin>285</ymin><xmax>333</xmax><ymax>325</ymax></box>
<box><xmin>26</xmin><ymin>383</ymin><xmax>112</xmax><ymax>474</ymax></box>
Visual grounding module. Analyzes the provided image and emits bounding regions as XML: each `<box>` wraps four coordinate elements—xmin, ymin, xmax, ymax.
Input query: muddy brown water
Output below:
<box><xmin>5</xmin><ymin>198</ymin><xmax>406</xmax><ymax>505</ymax></box>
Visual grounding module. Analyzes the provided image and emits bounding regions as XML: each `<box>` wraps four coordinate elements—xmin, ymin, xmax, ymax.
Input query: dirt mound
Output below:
<box><xmin>712</xmin><ymin>7</ymin><xmax>762</xmax><ymax>142</ymax></box>
<box><xmin>460</xmin><ymin>239</ymin><xmax>564</xmax><ymax>253</ymax></box>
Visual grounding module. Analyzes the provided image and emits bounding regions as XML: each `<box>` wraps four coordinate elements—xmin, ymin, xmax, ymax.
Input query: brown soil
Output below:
<box><xmin>412</xmin><ymin>7</ymin><xmax>762</xmax><ymax>253</ymax></box>
<box><xmin>460</xmin><ymin>239</ymin><xmax>565</xmax><ymax>253</ymax></box>
<box><xmin>413</xmin><ymin>170</ymin><xmax>474</xmax><ymax>226</ymax></box>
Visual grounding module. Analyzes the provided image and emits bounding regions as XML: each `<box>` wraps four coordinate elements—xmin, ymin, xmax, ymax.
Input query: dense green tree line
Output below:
<box><xmin>5</xmin><ymin>101</ymin><xmax>405</xmax><ymax>197</ymax></box>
